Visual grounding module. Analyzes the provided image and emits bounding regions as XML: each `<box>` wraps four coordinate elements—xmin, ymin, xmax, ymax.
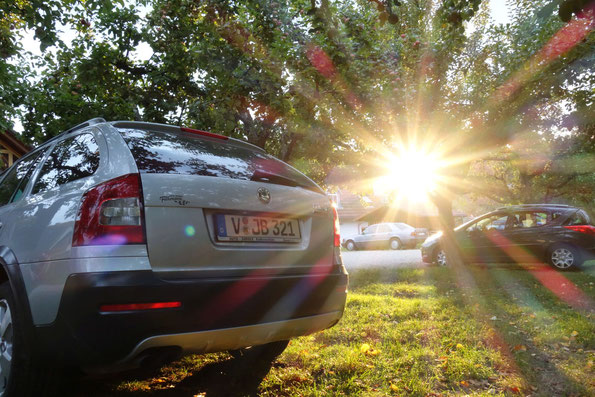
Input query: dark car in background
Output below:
<box><xmin>421</xmin><ymin>204</ymin><xmax>595</xmax><ymax>270</ymax></box>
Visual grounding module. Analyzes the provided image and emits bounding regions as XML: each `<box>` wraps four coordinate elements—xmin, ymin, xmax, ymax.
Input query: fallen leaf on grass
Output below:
<box><xmin>367</xmin><ymin>348</ymin><xmax>381</xmax><ymax>356</ymax></box>
<box><xmin>390</xmin><ymin>383</ymin><xmax>399</xmax><ymax>392</ymax></box>
<box><xmin>360</xmin><ymin>343</ymin><xmax>370</xmax><ymax>353</ymax></box>
<box><xmin>460</xmin><ymin>380</ymin><xmax>469</xmax><ymax>387</ymax></box>
<box><xmin>456</xmin><ymin>343</ymin><xmax>464</xmax><ymax>349</ymax></box>
<box><xmin>360</xmin><ymin>342</ymin><xmax>381</xmax><ymax>356</ymax></box>
<box><xmin>513</xmin><ymin>345</ymin><xmax>527</xmax><ymax>352</ymax></box>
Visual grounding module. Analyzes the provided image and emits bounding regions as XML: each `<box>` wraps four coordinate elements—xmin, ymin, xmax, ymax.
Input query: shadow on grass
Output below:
<box><xmin>429</xmin><ymin>263</ymin><xmax>594</xmax><ymax>396</ymax></box>
<box><xmin>349</xmin><ymin>264</ymin><xmax>594</xmax><ymax>395</ymax></box>
<box><xmin>75</xmin><ymin>353</ymin><xmax>276</xmax><ymax>397</ymax></box>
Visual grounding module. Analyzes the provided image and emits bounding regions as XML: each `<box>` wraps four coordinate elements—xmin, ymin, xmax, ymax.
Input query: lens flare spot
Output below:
<box><xmin>185</xmin><ymin>225</ymin><xmax>196</xmax><ymax>237</ymax></box>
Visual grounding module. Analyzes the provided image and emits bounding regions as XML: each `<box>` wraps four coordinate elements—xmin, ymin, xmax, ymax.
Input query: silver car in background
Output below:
<box><xmin>0</xmin><ymin>118</ymin><xmax>347</xmax><ymax>396</ymax></box>
<box><xmin>342</xmin><ymin>222</ymin><xmax>428</xmax><ymax>251</ymax></box>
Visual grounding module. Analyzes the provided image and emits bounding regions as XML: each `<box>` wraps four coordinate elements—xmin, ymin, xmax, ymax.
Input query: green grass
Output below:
<box><xmin>77</xmin><ymin>264</ymin><xmax>595</xmax><ymax>396</ymax></box>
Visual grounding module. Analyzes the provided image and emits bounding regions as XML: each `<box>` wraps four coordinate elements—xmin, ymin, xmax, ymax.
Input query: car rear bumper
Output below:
<box><xmin>33</xmin><ymin>268</ymin><xmax>348</xmax><ymax>371</ymax></box>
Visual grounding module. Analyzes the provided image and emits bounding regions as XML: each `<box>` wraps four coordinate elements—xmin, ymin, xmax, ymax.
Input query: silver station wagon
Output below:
<box><xmin>0</xmin><ymin>118</ymin><xmax>347</xmax><ymax>395</ymax></box>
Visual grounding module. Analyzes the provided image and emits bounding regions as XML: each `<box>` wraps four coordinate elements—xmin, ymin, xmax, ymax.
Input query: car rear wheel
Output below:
<box><xmin>435</xmin><ymin>249</ymin><xmax>448</xmax><ymax>266</ymax></box>
<box><xmin>389</xmin><ymin>238</ymin><xmax>401</xmax><ymax>250</ymax></box>
<box><xmin>0</xmin><ymin>281</ymin><xmax>66</xmax><ymax>397</ymax></box>
<box><xmin>549</xmin><ymin>244</ymin><xmax>582</xmax><ymax>270</ymax></box>
<box><xmin>0</xmin><ymin>295</ymin><xmax>13</xmax><ymax>396</ymax></box>
<box><xmin>345</xmin><ymin>240</ymin><xmax>356</xmax><ymax>251</ymax></box>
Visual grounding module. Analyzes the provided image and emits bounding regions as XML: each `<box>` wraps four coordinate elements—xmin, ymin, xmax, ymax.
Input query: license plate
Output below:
<box><xmin>215</xmin><ymin>214</ymin><xmax>301</xmax><ymax>242</ymax></box>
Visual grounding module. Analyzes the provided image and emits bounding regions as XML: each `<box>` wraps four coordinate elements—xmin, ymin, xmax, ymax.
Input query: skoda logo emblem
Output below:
<box><xmin>257</xmin><ymin>187</ymin><xmax>271</xmax><ymax>204</ymax></box>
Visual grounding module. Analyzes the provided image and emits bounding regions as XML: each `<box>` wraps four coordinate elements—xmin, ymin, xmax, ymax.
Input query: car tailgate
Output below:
<box><xmin>140</xmin><ymin>173</ymin><xmax>334</xmax><ymax>274</ymax></box>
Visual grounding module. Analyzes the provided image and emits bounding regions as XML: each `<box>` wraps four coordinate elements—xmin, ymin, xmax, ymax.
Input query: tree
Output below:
<box><xmin>2</xmin><ymin>0</ymin><xmax>593</xmax><ymax>206</ymax></box>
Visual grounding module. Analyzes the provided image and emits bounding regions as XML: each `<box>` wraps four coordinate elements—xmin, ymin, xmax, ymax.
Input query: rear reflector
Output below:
<box><xmin>181</xmin><ymin>127</ymin><xmax>228</xmax><ymax>140</ymax></box>
<box><xmin>332</xmin><ymin>204</ymin><xmax>341</xmax><ymax>247</ymax></box>
<box><xmin>100</xmin><ymin>301</ymin><xmax>182</xmax><ymax>313</ymax></box>
<box><xmin>73</xmin><ymin>173</ymin><xmax>146</xmax><ymax>246</ymax></box>
<box><xmin>564</xmin><ymin>225</ymin><xmax>595</xmax><ymax>235</ymax></box>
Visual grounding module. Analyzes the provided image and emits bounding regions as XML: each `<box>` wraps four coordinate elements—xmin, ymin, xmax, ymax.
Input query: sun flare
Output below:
<box><xmin>373</xmin><ymin>147</ymin><xmax>443</xmax><ymax>202</ymax></box>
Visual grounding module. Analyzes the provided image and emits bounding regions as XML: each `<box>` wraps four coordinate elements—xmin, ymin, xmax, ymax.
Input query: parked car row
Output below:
<box><xmin>339</xmin><ymin>204</ymin><xmax>594</xmax><ymax>272</ymax></box>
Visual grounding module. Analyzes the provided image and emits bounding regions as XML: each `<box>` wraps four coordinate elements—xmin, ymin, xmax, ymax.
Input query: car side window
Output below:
<box><xmin>364</xmin><ymin>225</ymin><xmax>377</xmax><ymax>234</ymax></box>
<box><xmin>377</xmin><ymin>225</ymin><xmax>390</xmax><ymax>233</ymax></box>
<box><xmin>467</xmin><ymin>215</ymin><xmax>508</xmax><ymax>233</ymax></box>
<box><xmin>509</xmin><ymin>212</ymin><xmax>548</xmax><ymax>228</ymax></box>
<box><xmin>10</xmin><ymin>151</ymin><xmax>46</xmax><ymax>203</ymax></box>
<box><xmin>0</xmin><ymin>151</ymin><xmax>44</xmax><ymax>206</ymax></box>
<box><xmin>32</xmin><ymin>133</ymin><xmax>100</xmax><ymax>195</ymax></box>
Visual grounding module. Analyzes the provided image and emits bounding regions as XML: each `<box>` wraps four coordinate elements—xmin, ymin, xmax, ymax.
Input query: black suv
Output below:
<box><xmin>421</xmin><ymin>204</ymin><xmax>595</xmax><ymax>270</ymax></box>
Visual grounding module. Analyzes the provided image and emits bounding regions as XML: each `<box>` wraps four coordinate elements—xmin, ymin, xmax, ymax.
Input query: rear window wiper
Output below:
<box><xmin>250</xmin><ymin>169</ymin><xmax>300</xmax><ymax>188</ymax></box>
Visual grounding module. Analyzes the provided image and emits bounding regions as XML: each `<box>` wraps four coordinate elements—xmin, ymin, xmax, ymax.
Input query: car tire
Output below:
<box><xmin>0</xmin><ymin>281</ymin><xmax>67</xmax><ymax>397</ymax></box>
<box><xmin>389</xmin><ymin>238</ymin><xmax>402</xmax><ymax>250</ymax></box>
<box><xmin>548</xmin><ymin>244</ymin><xmax>582</xmax><ymax>270</ymax></box>
<box><xmin>435</xmin><ymin>248</ymin><xmax>448</xmax><ymax>266</ymax></box>
<box><xmin>345</xmin><ymin>240</ymin><xmax>356</xmax><ymax>251</ymax></box>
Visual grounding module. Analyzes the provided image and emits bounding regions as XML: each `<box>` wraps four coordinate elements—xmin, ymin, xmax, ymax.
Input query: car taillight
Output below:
<box><xmin>332</xmin><ymin>204</ymin><xmax>340</xmax><ymax>247</ymax></box>
<box><xmin>73</xmin><ymin>173</ymin><xmax>146</xmax><ymax>246</ymax></box>
<box><xmin>564</xmin><ymin>225</ymin><xmax>595</xmax><ymax>235</ymax></box>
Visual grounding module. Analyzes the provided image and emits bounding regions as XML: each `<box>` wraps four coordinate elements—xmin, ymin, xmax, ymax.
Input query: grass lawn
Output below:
<box><xmin>77</xmin><ymin>263</ymin><xmax>595</xmax><ymax>396</ymax></box>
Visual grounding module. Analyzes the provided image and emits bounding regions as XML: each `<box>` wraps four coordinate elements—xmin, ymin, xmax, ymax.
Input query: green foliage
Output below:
<box><xmin>0</xmin><ymin>0</ymin><xmax>593</xmax><ymax>199</ymax></box>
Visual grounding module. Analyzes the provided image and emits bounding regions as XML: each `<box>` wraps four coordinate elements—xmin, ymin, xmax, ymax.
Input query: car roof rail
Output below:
<box><xmin>42</xmin><ymin>117</ymin><xmax>107</xmax><ymax>146</ymax></box>
<box><xmin>496</xmin><ymin>204</ymin><xmax>572</xmax><ymax>211</ymax></box>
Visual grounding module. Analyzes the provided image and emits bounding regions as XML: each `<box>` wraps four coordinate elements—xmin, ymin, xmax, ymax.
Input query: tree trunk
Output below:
<box><xmin>431</xmin><ymin>192</ymin><xmax>464</xmax><ymax>267</ymax></box>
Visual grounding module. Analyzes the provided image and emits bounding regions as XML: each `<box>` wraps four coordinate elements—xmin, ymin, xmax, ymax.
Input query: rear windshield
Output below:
<box><xmin>119</xmin><ymin>128</ymin><xmax>321</xmax><ymax>193</ymax></box>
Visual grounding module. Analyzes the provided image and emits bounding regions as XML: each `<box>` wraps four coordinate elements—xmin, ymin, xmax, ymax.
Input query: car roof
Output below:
<box><xmin>36</xmin><ymin>118</ymin><xmax>267</xmax><ymax>154</ymax></box>
<box><xmin>496</xmin><ymin>204</ymin><xmax>577</xmax><ymax>212</ymax></box>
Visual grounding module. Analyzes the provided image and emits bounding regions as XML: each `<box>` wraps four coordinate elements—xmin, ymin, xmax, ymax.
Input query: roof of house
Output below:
<box><xmin>1</xmin><ymin>130</ymin><xmax>31</xmax><ymax>157</ymax></box>
<box><xmin>334</xmin><ymin>189</ymin><xmax>374</xmax><ymax>222</ymax></box>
